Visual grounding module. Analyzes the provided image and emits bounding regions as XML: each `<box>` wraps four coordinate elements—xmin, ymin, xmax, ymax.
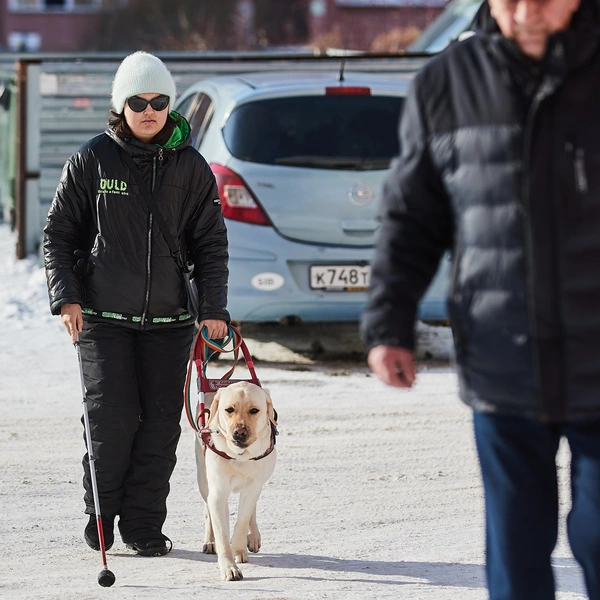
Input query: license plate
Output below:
<box><xmin>309</xmin><ymin>265</ymin><xmax>370</xmax><ymax>291</ymax></box>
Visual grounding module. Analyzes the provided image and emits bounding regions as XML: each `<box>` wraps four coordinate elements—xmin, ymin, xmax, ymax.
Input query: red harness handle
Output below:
<box><xmin>184</xmin><ymin>325</ymin><xmax>260</xmax><ymax>432</ymax></box>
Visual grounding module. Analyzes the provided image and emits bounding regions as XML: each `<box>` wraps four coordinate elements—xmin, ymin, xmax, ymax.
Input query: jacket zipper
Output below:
<box><xmin>574</xmin><ymin>148</ymin><xmax>588</xmax><ymax>194</ymax></box>
<box><xmin>522</xmin><ymin>89</ymin><xmax>547</xmax><ymax>419</ymax></box>
<box><xmin>565</xmin><ymin>139</ymin><xmax>588</xmax><ymax>219</ymax></box>
<box><xmin>524</xmin><ymin>81</ymin><xmax>567</xmax><ymax>421</ymax></box>
<box><xmin>566</xmin><ymin>140</ymin><xmax>588</xmax><ymax>194</ymax></box>
<box><xmin>140</xmin><ymin>153</ymin><xmax>161</xmax><ymax>328</ymax></box>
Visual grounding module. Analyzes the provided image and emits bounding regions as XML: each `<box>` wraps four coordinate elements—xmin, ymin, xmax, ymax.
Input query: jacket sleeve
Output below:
<box><xmin>360</xmin><ymin>74</ymin><xmax>454</xmax><ymax>350</ymax></box>
<box><xmin>186</xmin><ymin>160</ymin><xmax>230</xmax><ymax>323</ymax></box>
<box><xmin>43</xmin><ymin>155</ymin><xmax>93</xmax><ymax>316</ymax></box>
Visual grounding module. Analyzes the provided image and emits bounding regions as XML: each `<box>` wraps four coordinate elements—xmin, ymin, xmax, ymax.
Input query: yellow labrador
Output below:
<box><xmin>195</xmin><ymin>381</ymin><xmax>277</xmax><ymax>581</ymax></box>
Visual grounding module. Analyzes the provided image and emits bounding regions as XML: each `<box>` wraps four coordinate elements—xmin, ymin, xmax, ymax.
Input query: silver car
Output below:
<box><xmin>409</xmin><ymin>0</ymin><xmax>483</xmax><ymax>54</ymax></box>
<box><xmin>175</xmin><ymin>71</ymin><xmax>449</xmax><ymax>323</ymax></box>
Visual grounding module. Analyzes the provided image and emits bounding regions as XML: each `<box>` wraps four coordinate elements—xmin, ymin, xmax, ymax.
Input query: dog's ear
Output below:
<box><xmin>264</xmin><ymin>390</ymin><xmax>277</xmax><ymax>426</ymax></box>
<box><xmin>207</xmin><ymin>390</ymin><xmax>221</xmax><ymax>427</ymax></box>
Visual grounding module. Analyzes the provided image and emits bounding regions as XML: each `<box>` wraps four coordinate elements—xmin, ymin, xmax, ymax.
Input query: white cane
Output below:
<box><xmin>75</xmin><ymin>336</ymin><xmax>116</xmax><ymax>587</ymax></box>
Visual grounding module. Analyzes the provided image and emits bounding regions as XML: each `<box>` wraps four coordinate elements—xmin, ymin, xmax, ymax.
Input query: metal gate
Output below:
<box><xmin>0</xmin><ymin>51</ymin><xmax>426</xmax><ymax>258</ymax></box>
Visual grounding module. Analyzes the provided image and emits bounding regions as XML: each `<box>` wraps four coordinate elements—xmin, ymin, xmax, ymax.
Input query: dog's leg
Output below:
<box><xmin>203</xmin><ymin>505</ymin><xmax>215</xmax><ymax>555</ymax></box>
<box><xmin>247</xmin><ymin>506</ymin><xmax>261</xmax><ymax>553</ymax></box>
<box><xmin>208</xmin><ymin>489</ymin><xmax>242</xmax><ymax>581</ymax></box>
<box><xmin>232</xmin><ymin>485</ymin><xmax>262</xmax><ymax>564</ymax></box>
<box><xmin>195</xmin><ymin>437</ymin><xmax>215</xmax><ymax>554</ymax></box>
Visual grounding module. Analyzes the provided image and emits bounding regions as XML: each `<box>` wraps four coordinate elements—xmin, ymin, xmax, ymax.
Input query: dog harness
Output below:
<box><xmin>184</xmin><ymin>325</ymin><xmax>278</xmax><ymax>461</ymax></box>
<box><xmin>200</xmin><ymin>420</ymin><xmax>278</xmax><ymax>461</ymax></box>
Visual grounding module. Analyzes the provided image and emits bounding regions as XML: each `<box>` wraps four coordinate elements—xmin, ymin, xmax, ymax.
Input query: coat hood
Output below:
<box><xmin>470</xmin><ymin>0</ymin><xmax>600</xmax><ymax>34</ymax></box>
<box><xmin>105</xmin><ymin>111</ymin><xmax>191</xmax><ymax>158</ymax></box>
<box><xmin>469</xmin><ymin>0</ymin><xmax>600</xmax><ymax>77</ymax></box>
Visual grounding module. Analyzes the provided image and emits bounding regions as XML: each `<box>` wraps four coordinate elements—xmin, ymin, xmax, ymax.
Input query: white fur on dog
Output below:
<box><xmin>195</xmin><ymin>381</ymin><xmax>277</xmax><ymax>581</ymax></box>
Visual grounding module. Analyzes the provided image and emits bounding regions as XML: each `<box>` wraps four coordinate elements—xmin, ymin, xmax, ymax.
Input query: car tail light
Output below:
<box><xmin>325</xmin><ymin>86</ymin><xmax>371</xmax><ymax>96</ymax></box>
<box><xmin>209</xmin><ymin>164</ymin><xmax>270</xmax><ymax>226</ymax></box>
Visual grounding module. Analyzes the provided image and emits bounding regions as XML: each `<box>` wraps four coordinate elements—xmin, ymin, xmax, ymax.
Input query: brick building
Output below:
<box><xmin>309</xmin><ymin>0</ymin><xmax>448</xmax><ymax>50</ymax></box>
<box><xmin>0</xmin><ymin>0</ymin><xmax>126</xmax><ymax>52</ymax></box>
<box><xmin>0</xmin><ymin>0</ymin><xmax>448</xmax><ymax>54</ymax></box>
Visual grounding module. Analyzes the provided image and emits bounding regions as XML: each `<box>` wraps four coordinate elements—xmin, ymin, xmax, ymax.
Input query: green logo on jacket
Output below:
<box><xmin>99</xmin><ymin>178</ymin><xmax>128</xmax><ymax>195</ymax></box>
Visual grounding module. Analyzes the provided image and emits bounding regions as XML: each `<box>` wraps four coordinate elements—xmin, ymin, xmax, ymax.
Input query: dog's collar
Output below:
<box><xmin>201</xmin><ymin>422</ymin><xmax>278</xmax><ymax>461</ymax></box>
<box><xmin>251</xmin><ymin>422</ymin><xmax>278</xmax><ymax>461</ymax></box>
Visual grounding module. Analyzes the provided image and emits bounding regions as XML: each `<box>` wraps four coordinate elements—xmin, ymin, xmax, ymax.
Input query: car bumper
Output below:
<box><xmin>225</xmin><ymin>221</ymin><xmax>449</xmax><ymax>323</ymax></box>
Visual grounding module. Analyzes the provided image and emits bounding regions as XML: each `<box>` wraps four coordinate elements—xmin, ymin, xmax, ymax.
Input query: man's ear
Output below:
<box><xmin>568</xmin><ymin>0</ymin><xmax>582</xmax><ymax>16</ymax></box>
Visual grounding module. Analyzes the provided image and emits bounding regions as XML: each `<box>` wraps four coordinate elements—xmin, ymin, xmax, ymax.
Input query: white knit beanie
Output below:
<box><xmin>111</xmin><ymin>51</ymin><xmax>176</xmax><ymax>114</ymax></box>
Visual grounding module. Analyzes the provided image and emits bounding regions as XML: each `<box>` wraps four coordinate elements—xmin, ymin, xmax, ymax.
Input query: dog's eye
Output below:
<box><xmin>249</xmin><ymin>408</ymin><xmax>259</xmax><ymax>415</ymax></box>
<box><xmin>225</xmin><ymin>407</ymin><xmax>235</xmax><ymax>414</ymax></box>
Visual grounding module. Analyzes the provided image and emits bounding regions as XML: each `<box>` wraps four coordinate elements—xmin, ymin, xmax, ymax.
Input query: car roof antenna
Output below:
<box><xmin>337</xmin><ymin>34</ymin><xmax>350</xmax><ymax>82</ymax></box>
<box><xmin>337</xmin><ymin>57</ymin><xmax>346</xmax><ymax>82</ymax></box>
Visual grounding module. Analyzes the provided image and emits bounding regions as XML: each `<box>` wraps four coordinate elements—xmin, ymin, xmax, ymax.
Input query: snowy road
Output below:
<box><xmin>0</xmin><ymin>223</ymin><xmax>588</xmax><ymax>599</ymax></box>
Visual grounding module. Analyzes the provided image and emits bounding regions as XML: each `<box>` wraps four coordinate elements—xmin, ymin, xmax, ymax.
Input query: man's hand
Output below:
<box><xmin>367</xmin><ymin>345</ymin><xmax>416</xmax><ymax>388</ymax></box>
<box><xmin>60</xmin><ymin>303</ymin><xmax>83</xmax><ymax>344</ymax></box>
<box><xmin>198</xmin><ymin>319</ymin><xmax>228</xmax><ymax>339</ymax></box>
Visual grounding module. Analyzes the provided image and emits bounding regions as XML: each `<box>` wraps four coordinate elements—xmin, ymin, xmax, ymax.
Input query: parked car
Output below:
<box><xmin>408</xmin><ymin>0</ymin><xmax>483</xmax><ymax>54</ymax></box>
<box><xmin>175</xmin><ymin>71</ymin><xmax>449</xmax><ymax>323</ymax></box>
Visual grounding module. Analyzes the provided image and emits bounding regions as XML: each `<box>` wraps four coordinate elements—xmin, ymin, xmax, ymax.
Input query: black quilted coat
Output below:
<box><xmin>361</xmin><ymin>0</ymin><xmax>600</xmax><ymax>422</ymax></box>
<box><xmin>44</xmin><ymin>119</ymin><xmax>229</xmax><ymax>328</ymax></box>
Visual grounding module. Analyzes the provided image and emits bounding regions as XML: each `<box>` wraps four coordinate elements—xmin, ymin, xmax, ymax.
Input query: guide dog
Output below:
<box><xmin>195</xmin><ymin>381</ymin><xmax>277</xmax><ymax>581</ymax></box>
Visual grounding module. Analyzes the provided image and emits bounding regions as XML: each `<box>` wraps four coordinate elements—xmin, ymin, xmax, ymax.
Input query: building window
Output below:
<box><xmin>8</xmin><ymin>31</ymin><xmax>42</xmax><ymax>51</ymax></box>
<box><xmin>9</xmin><ymin>0</ymin><xmax>41</xmax><ymax>8</ymax></box>
<box><xmin>334</xmin><ymin>0</ymin><xmax>446</xmax><ymax>5</ymax></box>
<box><xmin>9</xmin><ymin>0</ymin><xmax>126</xmax><ymax>10</ymax></box>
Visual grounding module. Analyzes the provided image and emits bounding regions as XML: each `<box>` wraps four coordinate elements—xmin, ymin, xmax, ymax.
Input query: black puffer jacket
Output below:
<box><xmin>361</xmin><ymin>0</ymin><xmax>600</xmax><ymax>422</ymax></box>
<box><xmin>44</xmin><ymin>114</ymin><xmax>229</xmax><ymax>328</ymax></box>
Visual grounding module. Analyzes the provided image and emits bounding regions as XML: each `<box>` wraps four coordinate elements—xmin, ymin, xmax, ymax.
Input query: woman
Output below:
<box><xmin>43</xmin><ymin>52</ymin><xmax>229</xmax><ymax>557</ymax></box>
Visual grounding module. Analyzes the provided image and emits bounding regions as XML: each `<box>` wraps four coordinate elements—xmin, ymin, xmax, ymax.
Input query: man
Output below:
<box><xmin>360</xmin><ymin>1</ymin><xmax>600</xmax><ymax>598</ymax></box>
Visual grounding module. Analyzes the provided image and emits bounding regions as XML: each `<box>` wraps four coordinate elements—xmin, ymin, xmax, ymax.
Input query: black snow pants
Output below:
<box><xmin>78</xmin><ymin>319</ymin><xmax>194</xmax><ymax>543</ymax></box>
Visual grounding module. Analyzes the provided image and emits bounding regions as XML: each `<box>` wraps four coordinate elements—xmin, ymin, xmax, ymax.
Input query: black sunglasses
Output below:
<box><xmin>127</xmin><ymin>95</ymin><xmax>170</xmax><ymax>113</ymax></box>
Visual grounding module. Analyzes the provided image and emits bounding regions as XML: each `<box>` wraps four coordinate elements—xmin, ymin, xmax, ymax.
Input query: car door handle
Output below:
<box><xmin>340</xmin><ymin>219</ymin><xmax>379</xmax><ymax>233</ymax></box>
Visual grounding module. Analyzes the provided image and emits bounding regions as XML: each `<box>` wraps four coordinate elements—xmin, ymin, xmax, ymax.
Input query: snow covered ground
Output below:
<box><xmin>0</xmin><ymin>222</ymin><xmax>588</xmax><ymax>599</ymax></box>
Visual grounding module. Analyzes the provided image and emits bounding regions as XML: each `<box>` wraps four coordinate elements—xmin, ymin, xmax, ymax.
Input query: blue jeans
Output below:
<box><xmin>473</xmin><ymin>412</ymin><xmax>600</xmax><ymax>600</ymax></box>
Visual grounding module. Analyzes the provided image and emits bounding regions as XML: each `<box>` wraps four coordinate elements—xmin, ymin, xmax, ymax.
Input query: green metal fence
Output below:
<box><xmin>0</xmin><ymin>69</ymin><xmax>17</xmax><ymax>226</ymax></box>
<box><xmin>0</xmin><ymin>51</ymin><xmax>427</xmax><ymax>258</ymax></box>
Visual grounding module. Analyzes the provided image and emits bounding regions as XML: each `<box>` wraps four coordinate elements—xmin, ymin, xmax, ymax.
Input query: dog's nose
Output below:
<box><xmin>233</xmin><ymin>425</ymin><xmax>249</xmax><ymax>444</ymax></box>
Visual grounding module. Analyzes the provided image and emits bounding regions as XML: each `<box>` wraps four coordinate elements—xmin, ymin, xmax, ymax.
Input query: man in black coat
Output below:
<box><xmin>361</xmin><ymin>0</ymin><xmax>600</xmax><ymax>598</ymax></box>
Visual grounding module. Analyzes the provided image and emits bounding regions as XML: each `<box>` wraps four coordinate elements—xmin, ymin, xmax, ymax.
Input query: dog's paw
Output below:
<box><xmin>221</xmin><ymin>564</ymin><xmax>243</xmax><ymax>581</ymax></box>
<box><xmin>234</xmin><ymin>547</ymin><xmax>249</xmax><ymax>563</ymax></box>
<box><xmin>247</xmin><ymin>532</ymin><xmax>261</xmax><ymax>553</ymax></box>
<box><xmin>203</xmin><ymin>542</ymin><xmax>216</xmax><ymax>554</ymax></box>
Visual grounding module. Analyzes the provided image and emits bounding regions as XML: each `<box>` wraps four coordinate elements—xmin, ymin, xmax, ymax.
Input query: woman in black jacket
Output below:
<box><xmin>43</xmin><ymin>51</ymin><xmax>229</xmax><ymax>557</ymax></box>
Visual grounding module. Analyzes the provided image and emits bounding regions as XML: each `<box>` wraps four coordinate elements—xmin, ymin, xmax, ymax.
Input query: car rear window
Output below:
<box><xmin>222</xmin><ymin>95</ymin><xmax>404</xmax><ymax>170</ymax></box>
